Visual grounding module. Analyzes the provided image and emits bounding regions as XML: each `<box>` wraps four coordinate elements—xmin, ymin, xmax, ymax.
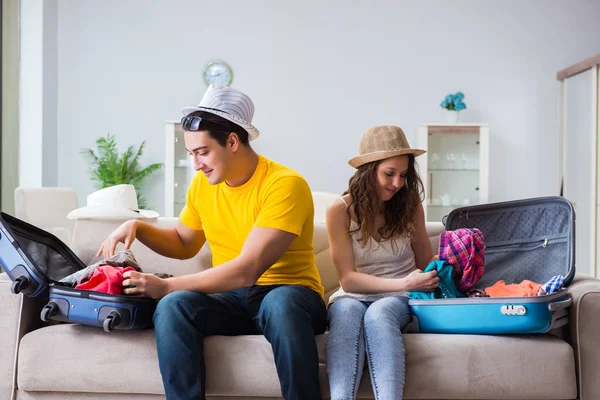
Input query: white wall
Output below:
<box><xmin>19</xmin><ymin>0</ymin><xmax>44</xmax><ymax>188</ymax></box>
<box><xmin>42</xmin><ymin>0</ymin><xmax>58</xmax><ymax>187</ymax></box>
<box><xmin>19</xmin><ymin>0</ymin><xmax>58</xmax><ymax>189</ymax></box>
<box><xmin>47</xmin><ymin>0</ymin><xmax>600</xmax><ymax>214</ymax></box>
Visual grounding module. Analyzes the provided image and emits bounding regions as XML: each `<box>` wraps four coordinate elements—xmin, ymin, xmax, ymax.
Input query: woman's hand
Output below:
<box><xmin>403</xmin><ymin>269</ymin><xmax>439</xmax><ymax>291</ymax></box>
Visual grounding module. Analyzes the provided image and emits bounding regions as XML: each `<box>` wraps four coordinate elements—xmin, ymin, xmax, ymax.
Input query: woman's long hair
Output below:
<box><xmin>344</xmin><ymin>155</ymin><xmax>424</xmax><ymax>252</ymax></box>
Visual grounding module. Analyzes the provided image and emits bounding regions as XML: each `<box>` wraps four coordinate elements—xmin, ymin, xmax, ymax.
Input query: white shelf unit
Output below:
<box><xmin>165</xmin><ymin>121</ymin><xmax>195</xmax><ymax>218</ymax></box>
<box><xmin>417</xmin><ymin>124</ymin><xmax>490</xmax><ymax>223</ymax></box>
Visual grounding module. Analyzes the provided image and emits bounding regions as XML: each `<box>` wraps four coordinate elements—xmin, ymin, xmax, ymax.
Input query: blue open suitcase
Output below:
<box><xmin>408</xmin><ymin>196</ymin><xmax>575</xmax><ymax>334</ymax></box>
<box><xmin>0</xmin><ymin>212</ymin><xmax>156</xmax><ymax>332</ymax></box>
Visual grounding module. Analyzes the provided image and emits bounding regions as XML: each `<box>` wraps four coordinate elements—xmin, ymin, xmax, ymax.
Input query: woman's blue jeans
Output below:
<box><xmin>153</xmin><ymin>285</ymin><xmax>326</xmax><ymax>400</ymax></box>
<box><xmin>326</xmin><ymin>296</ymin><xmax>411</xmax><ymax>400</ymax></box>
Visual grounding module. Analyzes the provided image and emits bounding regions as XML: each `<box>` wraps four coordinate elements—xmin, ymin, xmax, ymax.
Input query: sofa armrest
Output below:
<box><xmin>566</xmin><ymin>273</ymin><xmax>600</xmax><ymax>400</ymax></box>
<box><xmin>0</xmin><ymin>276</ymin><xmax>46</xmax><ymax>400</ymax></box>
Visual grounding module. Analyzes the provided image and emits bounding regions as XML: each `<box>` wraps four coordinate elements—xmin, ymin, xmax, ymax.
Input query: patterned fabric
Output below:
<box><xmin>538</xmin><ymin>275</ymin><xmax>565</xmax><ymax>296</ymax></box>
<box><xmin>466</xmin><ymin>288</ymin><xmax>489</xmax><ymax>298</ymax></box>
<box><xmin>439</xmin><ymin>228</ymin><xmax>485</xmax><ymax>292</ymax></box>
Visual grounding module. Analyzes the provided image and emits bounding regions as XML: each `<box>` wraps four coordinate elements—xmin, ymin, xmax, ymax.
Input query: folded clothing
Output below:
<box><xmin>439</xmin><ymin>228</ymin><xmax>485</xmax><ymax>292</ymax></box>
<box><xmin>538</xmin><ymin>275</ymin><xmax>565</xmax><ymax>295</ymax></box>
<box><xmin>485</xmin><ymin>280</ymin><xmax>542</xmax><ymax>297</ymax></box>
<box><xmin>75</xmin><ymin>266</ymin><xmax>136</xmax><ymax>295</ymax></box>
<box><xmin>59</xmin><ymin>249</ymin><xmax>142</xmax><ymax>285</ymax></box>
<box><xmin>407</xmin><ymin>260</ymin><xmax>465</xmax><ymax>300</ymax></box>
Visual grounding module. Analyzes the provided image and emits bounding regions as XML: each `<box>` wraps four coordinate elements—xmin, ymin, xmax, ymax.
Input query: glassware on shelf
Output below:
<box><xmin>461</xmin><ymin>153</ymin><xmax>468</xmax><ymax>169</ymax></box>
<box><xmin>440</xmin><ymin>193</ymin><xmax>451</xmax><ymax>206</ymax></box>
<box><xmin>446</xmin><ymin>153</ymin><xmax>456</xmax><ymax>169</ymax></box>
<box><xmin>430</xmin><ymin>153</ymin><xmax>440</xmax><ymax>169</ymax></box>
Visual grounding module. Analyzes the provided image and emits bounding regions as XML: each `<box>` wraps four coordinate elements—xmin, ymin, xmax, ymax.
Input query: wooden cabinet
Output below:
<box><xmin>558</xmin><ymin>53</ymin><xmax>600</xmax><ymax>278</ymax></box>
<box><xmin>417</xmin><ymin>124</ymin><xmax>490</xmax><ymax>223</ymax></box>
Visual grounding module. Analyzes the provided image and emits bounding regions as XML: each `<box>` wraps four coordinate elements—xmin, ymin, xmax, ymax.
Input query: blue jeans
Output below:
<box><xmin>153</xmin><ymin>285</ymin><xmax>327</xmax><ymax>400</ymax></box>
<box><xmin>326</xmin><ymin>296</ymin><xmax>412</xmax><ymax>400</ymax></box>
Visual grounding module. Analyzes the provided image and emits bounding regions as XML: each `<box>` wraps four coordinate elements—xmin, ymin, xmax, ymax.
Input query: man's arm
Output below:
<box><xmin>123</xmin><ymin>226</ymin><xmax>296</xmax><ymax>298</ymax></box>
<box><xmin>97</xmin><ymin>219</ymin><xmax>206</xmax><ymax>260</ymax></box>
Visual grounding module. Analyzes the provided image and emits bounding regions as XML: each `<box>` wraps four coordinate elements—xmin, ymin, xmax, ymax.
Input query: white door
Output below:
<box><xmin>564</xmin><ymin>67</ymin><xmax>597</xmax><ymax>276</ymax></box>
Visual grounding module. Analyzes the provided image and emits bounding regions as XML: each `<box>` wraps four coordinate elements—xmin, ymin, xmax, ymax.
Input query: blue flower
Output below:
<box><xmin>440</xmin><ymin>92</ymin><xmax>467</xmax><ymax>111</ymax></box>
<box><xmin>454</xmin><ymin>101</ymin><xmax>466</xmax><ymax>111</ymax></box>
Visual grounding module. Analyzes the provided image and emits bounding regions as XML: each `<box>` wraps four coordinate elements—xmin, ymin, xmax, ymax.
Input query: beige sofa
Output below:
<box><xmin>1</xmin><ymin>216</ymin><xmax>600</xmax><ymax>400</ymax></box>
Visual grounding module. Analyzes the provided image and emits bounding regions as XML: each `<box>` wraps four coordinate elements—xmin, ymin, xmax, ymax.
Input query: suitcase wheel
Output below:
<box><xmin>40</xmin><ymin>302</ymin><xmax>59</xmax><ymax>322</ymax></box>
<box><xmin>103</xmin><ymin>311</ymin><xmax>122</xmax><ymax>332</ymax></box>
<box><xmin>11</xmin><ymin>276</ymin><xmax>29</xmax><ymax>295</ymax></box>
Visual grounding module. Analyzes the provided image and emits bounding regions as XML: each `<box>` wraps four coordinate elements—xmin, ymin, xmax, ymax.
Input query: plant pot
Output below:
<box><xmin>445</xmin><ymin>110</ymin><xmax>459</xmax><ymax>124</ymax></box>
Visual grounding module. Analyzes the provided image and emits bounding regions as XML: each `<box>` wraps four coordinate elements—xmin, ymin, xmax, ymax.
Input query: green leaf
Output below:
<box><xmin>81</xmin><ymin>134</ymin><xmax>164</xmax><ymax>209</ymax></box>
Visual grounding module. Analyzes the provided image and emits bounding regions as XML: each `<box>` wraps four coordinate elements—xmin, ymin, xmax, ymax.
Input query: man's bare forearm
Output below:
<box><xmin>166</xmin><ymin>258</ymin><xmax>252</xmax><ymax>294</ymax></box>
<box><xmin>135</xmin><ymin>221</ymin><xmax>197</xmax><ymax>259</ymax></box>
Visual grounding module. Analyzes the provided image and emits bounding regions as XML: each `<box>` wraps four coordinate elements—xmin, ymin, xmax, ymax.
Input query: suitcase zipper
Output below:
<box><xmin>485</xmin><ymin>237</ymin><xmax>567</xmax><ymax>254</ymax></box>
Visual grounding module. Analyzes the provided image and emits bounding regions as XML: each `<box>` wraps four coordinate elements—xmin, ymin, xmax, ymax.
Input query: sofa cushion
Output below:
<box><xmin>18</xmin><ymin>324</ymin><xmax>576</xmax><ymax>399</ymax></box>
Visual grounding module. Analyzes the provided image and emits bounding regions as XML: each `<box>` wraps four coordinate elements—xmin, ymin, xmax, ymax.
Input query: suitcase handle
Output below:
<box><xmin>548</xmin><ymin>297</ymin><xmax>572</xmax><ymax>311</ymax></box>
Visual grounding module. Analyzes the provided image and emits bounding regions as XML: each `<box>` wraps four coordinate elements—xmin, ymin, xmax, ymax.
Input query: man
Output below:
<box><xmin>98</xmin><ymin>85</ymin><xmax>326</xmax><ymax>400</ymax></box>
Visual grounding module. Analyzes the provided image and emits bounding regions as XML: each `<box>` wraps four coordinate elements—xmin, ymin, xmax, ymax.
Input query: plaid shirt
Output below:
<box><xmin>538</xmin><ymin>275</ymin><xmax>565</xmax><ymax>295</ymax></box>
<box><xmin>439</xmin><ymin>228</ymin><xmax>485</xmax><ymax>292</ymax></box>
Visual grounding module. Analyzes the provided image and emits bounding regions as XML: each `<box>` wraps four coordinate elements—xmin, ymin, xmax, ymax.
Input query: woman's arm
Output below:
<box><xmin>326</xmin><ymin>201</ymin><xmax>437</xmax><ymax>294</ymax></box>
<box><xmin>411</xmin><ymin>202</ymin><xmax>436</xmax><ymax>271</ymax></box>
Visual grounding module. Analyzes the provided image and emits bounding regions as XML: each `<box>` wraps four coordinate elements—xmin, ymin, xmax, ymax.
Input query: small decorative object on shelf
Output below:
<box><xmin>440</xmin><ymin>92</ymin><xmax>467</xmax><ymax>124</ymax></box>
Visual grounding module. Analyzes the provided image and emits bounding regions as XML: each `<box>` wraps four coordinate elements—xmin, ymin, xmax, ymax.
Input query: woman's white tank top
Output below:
<box><xmin>328</xmin><ymin>197</ymin><xmax>417</xmax><ymax>305</ymax></box>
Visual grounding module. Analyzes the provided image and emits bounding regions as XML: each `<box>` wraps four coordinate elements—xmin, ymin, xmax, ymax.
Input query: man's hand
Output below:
<box><xmin>122</xmin><ymin>271</ymin><xmax>171</xmax><ymax>299</ymax></box>
<box><xmin>97</xmin><ymin>220</ymin><xmax>138</xmax><ymax>258</ymax></box>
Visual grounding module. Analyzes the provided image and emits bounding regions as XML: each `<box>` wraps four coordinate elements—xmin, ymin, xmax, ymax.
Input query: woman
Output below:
<box><xmin>326</xmin><ymin>125</ymin><xmax>439</xmax><ymax>400</ymax></box>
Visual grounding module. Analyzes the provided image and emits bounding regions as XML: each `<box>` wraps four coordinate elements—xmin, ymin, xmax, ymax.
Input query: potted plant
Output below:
<box><xmin>81</xmin><ymin>134</ymin><xmax>163</xmax><ymax>209</ymax></box>
<box><xmin>440</xmin><ymin>92</ymin><xmax>467</xmax><ymax>123</ymax></box>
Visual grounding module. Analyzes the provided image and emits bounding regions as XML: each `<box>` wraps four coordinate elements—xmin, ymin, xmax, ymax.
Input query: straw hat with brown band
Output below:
<box><xmin>348</xmin><ymin>125</ymin><xmax>426</xmax><ymax>168</ymax></box>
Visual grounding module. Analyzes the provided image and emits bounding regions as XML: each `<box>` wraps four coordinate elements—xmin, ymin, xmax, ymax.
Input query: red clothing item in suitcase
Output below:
<box><xmin>75</xmin><ymin>266</ymin><xmax>136</xmax><ymax>295</ymax></box>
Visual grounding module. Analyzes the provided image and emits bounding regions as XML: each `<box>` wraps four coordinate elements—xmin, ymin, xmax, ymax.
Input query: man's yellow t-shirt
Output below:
<box><xmin>179</xmin><ymin>155</ymin><xmax>324</xmax><ymax>298</ymax></box>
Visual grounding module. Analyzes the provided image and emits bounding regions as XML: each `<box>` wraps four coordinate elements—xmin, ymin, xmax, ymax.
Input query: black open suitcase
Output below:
<box><xmin>0</xmin><ymin>212</ymin><xmax>156</xmax><ymax>332</ymax></box>
<box><xmin>408</xmin><ymin>196</ymin><xmax>575</xmax><ymax>334</ymax></box>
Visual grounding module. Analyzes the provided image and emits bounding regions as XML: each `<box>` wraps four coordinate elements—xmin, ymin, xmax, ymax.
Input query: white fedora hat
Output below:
<box><xmin>67</xmin><ymin>184</ymin><xmax>159</xmax><ymax>220</ymax></box>
<box><xmin>182</xmin><ymin>84</ymin><xmax>260</xmax><ymax>141</ymax></box>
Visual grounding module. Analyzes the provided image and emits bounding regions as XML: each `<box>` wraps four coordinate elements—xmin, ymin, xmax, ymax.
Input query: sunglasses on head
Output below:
<box><xmin>180</xmin><ymin>115</ymin><xmax>237</xmax><ymax>132</ymax></box>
